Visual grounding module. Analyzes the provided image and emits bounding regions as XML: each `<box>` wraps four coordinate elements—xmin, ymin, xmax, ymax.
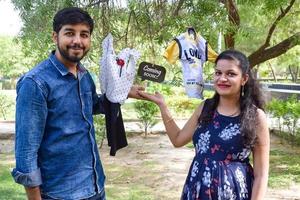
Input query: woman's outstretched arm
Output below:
<box><xmin>138</xmin><ymin>91</ymin><xmax>204</xmax><ymax>147</ymax></box>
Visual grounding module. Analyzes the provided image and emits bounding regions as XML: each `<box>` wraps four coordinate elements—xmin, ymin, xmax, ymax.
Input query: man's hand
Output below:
<box><xmin>25</xmin><ymin>186</ymin><xmax>41</xmax><ymax>200</ymax></box>
<box><xmin>127</xmin><ymin>85</ymin><xmax>145</xmax><ymax>100</ymax></box>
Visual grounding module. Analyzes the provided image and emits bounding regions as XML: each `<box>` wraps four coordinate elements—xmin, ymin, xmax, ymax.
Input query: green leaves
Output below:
<box><xmin>93</xmin><ymin>115</ymin><xmax>106</xmax><ymax>147</ymax></box>
<box><xmin>0</xmin><ymin>94</ymin><xmax>14</xmax><ymax>120</ymax></box>
<box><xmin>133</xmin><ymin>100</ymin><xmax>159</xmax><ymax>137</ymax></box>
<box><xmin>266</xmin><ymin>95</ymin><xmax>300</xmax><ymax>135</ymax></box>
<box><xmin>7</xmin><ymin>0</ymin><xmax>299</xmax><ymax>80</ymax></box>
<box><xmin>0</xmin><ymin>36</ymin><xmax>31</xmax><ymax>79</ymax></box>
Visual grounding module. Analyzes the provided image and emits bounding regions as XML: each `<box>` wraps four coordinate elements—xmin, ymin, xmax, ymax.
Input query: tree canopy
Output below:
<box><xmin>11</xmin><ymin>0</ymin><xmax>299</xmax><ymax>71</ymax></box>
<box><xmin>0</xmin><ymin>36</ymin><xmax>31</xmax><ymax>79</ymax></box>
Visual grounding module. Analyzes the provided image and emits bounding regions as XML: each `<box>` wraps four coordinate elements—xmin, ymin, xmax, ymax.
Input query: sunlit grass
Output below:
<box><xmin>0</xmin><ymin>154</ymin><xmax>25</xmax><ymax>200</ymax></box>
<box><xmin>269</xmin><ymin>148</ymin><xmax>300</xmax><ymax>188</ymax></box>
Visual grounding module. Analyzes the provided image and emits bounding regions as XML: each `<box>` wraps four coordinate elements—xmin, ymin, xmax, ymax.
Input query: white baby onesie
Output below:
<box><xmin>100</xmin><ymin>33</ymin><xmax>140</xmax><ymax>104</ymax></box>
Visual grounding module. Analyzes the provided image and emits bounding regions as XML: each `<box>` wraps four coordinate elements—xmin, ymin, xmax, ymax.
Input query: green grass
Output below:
<box><xmin>185</xmin><ymin>142</ymin><xmax>194</xmax><ymax>149</ymax></box>
<box><xmin>106</xmin><ymin>185</ymin><xmax>155</xmax><ymax>200</ymax></box>
<box><xmin>0</xmin><ymin>164</ymin><xmax>25</xmax><ymax>200</ymax></box>
<box><xmin>1</xmin><ymin>140</ymin><xmax>300</xmax><ymax>199</ymax></box>
<box><xmin>104</xmin><ymin>163</ymin><xmax>158</xmax><ymax>200</ymax></box>
<box><xmin>269</xmin><ymin>148</ymin><xmax>300</xmax><ymax>188</ymax></box>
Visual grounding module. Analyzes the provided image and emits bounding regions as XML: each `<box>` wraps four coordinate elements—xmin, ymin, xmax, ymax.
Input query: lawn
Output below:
<box><xmin>268</xmin><ymin>136</ymin><xmax>300</xmax><ymax>188</ymax></box>
<box><xmin>1</xmin><ymin>134</ymin><xmax>300</xmax><ymax>199</ymax></box>
<box><xmin>0</xmin><ymin>154</ymin><xmax>25</xmax><ymax>200</ymax></box>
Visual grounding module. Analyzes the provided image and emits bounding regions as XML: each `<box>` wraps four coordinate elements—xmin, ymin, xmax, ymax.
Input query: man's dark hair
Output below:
<box><xmin>53</xmin><ymin>7</ymin><xmax>94</xmax><ymax>33</ymax></box>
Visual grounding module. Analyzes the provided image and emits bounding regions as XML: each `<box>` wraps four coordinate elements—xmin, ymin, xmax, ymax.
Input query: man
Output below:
<box><xmin>12</xmin><ymin>7</ymin><xmax>143</xmax><ymax>200</ymax></box>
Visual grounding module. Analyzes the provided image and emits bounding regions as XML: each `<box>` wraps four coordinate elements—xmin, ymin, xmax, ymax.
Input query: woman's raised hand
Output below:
<box><xmin>137</xmin><ymin>91</ymin><xmax>166</xmax><ymax>107</ymax></box>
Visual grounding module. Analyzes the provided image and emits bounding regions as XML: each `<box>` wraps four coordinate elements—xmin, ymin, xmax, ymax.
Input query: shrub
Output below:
<box><xmin>266</xmin><ymin>95</ymin><xmax>300</xmax><ymax>137</ymax></box>
<box><xmin>266</xmin><ymin>98</ymin><xmax>285</xmax><ymax>132</ymax></box>
<box><xmin>93</xmin><ymin>115</ymin><xmax>106</xmax><ymax>148</ymax></box>
<box><xmin>133</xmin><ymin>100</ymin><xmax>159</xmax><ymax>137</ymax></box>
<box><xmin>0</xmin><ymin>93</ymin><xmax>14</xmax><ymax>120</ymax></box>
<box><xmin>283</xmin><ymin>95</ymin><xmax>300</xmax><ymax>135</ymax></box>
<box><xmin>167</xmin><ymin>97</ymin><xmax>202</xmax><ymax>117</ymax></box>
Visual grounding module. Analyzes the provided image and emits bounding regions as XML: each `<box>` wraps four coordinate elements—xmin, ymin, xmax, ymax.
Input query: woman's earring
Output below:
<box><xmin>241</xmin><ymin>85</ymin><xmax>245</xmax><ymax>97</ymax></box>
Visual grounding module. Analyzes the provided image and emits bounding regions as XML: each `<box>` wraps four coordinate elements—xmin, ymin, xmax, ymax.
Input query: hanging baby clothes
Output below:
<box><xmin>164</xmin><ymin>30</ymin><xmax>218</xmax><ymax>99</ymax></box>
<box><xmin>100</xmin><ymin>33</ymin><xmax>140</xmax><ymax>104</ymax></box>
<box><xmin>99</xmin><ymin>33</ymin><xmax>140</xmax><ymax>156</ymax></box>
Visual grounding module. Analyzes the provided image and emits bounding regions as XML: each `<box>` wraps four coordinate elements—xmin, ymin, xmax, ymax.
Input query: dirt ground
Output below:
<box><xmin>100</xmin><ymin>133</ymin><xmax>300</xmax><ymax>200</ymax></box>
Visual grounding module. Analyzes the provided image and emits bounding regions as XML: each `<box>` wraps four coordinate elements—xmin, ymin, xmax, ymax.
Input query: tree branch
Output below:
<box><xmin>248</xmin><ymin>32</ymin><xmax>300</xmax><ymax>67</ymax></box>
<box><xmin>172</xmin><ymin>0</ymin><xmax>185</xmax><ymax>16</ymax></box>
<box><xmin>258</xmin><ymin>0</ymin><xmax>296</xmax><ymax>51</ymax></box>
<box><xmin>87</xmin><ymin>0</ymin><xmax>109</xmax><ymax>8</ymax></box>
<box><xmin>124</xmin><ymin>11</ymin><xmax>133</xmax><ymax>47</ymax></box>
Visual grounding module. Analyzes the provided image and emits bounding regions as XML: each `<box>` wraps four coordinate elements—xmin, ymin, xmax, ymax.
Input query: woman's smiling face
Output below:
<box><xmin>213</xmin><ymin>59</ymin><xmax>248</xmax><ymax>98</ymax></box>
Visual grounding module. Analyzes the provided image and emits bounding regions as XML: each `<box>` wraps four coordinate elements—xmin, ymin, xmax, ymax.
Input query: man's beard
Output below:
<box><xmin>57</xmin><ymin>42</ymin><xmax>89</xmax><ymax>63</ymax></box>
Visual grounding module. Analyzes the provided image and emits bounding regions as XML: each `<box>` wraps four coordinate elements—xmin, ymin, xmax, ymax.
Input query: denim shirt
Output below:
<box><xmin>12</xmin><ymin>52</ymin><xmax>106</xmax><ymax>199</ymax></box>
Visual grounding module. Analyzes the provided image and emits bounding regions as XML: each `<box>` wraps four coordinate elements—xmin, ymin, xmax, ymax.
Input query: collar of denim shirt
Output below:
<box><xmin>49</xmin><ymin>51</ymin><xmax>87</xmax><ymax>77</ymax></box>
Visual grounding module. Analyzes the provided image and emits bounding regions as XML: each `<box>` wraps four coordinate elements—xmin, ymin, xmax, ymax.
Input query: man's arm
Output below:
<box><xmin>25</xmin><ymin>187</ymin><xmax>41</xmax><ymax>200</ymax></box>
<box><xmin>12</xmin><ymin>77</ymin><xmax>47</xmax><ymax>199</ymax></box>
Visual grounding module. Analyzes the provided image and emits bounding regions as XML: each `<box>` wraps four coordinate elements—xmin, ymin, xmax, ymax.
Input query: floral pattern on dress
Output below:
<box><xmin>232</xmin><ymin>148</ymin><xmax>251</xmax><ymax>161</ymax></box>
<box><xmin>196</xmin><ymin>130</ymin><xmax>210</xmax><ymax>154</ymax></box>
<box><xmin>235</xmin><ymin>167</ymin><xmax>248</xmax><ymax>199</ymax></box>
<box><xmin>213</xmin><ymin>120</ymin><xmax>220</xmax><ymax>129</ymax></box>
<box><xmin>181</xmin><ymin>109</ymin><xmax>254</xmax><ymax>200</ymax></box>
<box><xmin>219</xmin><ymin>173</ymin><xmax>237</xmax><ymax>200</ymax></box>
<box><xmin>190</xmin><ymin>161</ymin><xmax>199</xmax><ymax>182</ymax></box>
<box><xmin>218</xmin><ymin>123</ymin><xmax>240</xmax><ymax>141</ymax></box>
<box><xmin>202</xmin><ymin>167</ymin><xmax>212</xmax><ymax>187</ymax></box>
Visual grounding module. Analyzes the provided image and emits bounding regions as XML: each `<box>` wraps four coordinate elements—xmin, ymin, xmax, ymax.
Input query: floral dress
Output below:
<box><xmin>181</xmin><ymin>111</ymin><xmax>254</xmax><ymax>200</ymax></box>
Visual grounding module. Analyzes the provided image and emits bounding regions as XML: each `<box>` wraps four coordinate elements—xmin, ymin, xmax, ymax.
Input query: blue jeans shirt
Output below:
<box><xmin>12</xmin><ymin>52</ymin><xmax>106</xmax><ymax>199</ymax></box>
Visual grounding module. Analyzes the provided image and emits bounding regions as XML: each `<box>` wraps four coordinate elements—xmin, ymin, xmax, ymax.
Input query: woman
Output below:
<box><xmin>138</xmin><ymin>49</ymin><xmax>269</xmax><ymax>200</ymax></box>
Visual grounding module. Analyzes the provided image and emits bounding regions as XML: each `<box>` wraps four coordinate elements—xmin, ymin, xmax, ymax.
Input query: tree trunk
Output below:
<box><xmin>221</xmin><ymin>0</ymin><xmax>240</xmax><ymax>49</ymax></box>
<box><xmin>253</xmin><ymin>65</ymin><xmax>259</xmax><ymax>79</ymax></box>
<box><xmin>289</xmin><ymin>65</ymin><xmax>296</xmax><ymax>82</ymax></box>
<box><xmin>268</xmin><ymin>62</ymin><xmax>277</xmax><ymax>82</ymax></box>
<box><xmin>144</xmin><ymin>122</ymin><xmax>148</xmax><ymax>137</ymax></box>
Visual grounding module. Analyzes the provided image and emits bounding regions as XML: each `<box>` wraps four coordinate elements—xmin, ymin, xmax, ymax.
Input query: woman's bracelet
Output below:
<box><xmin>165</xmin><ymin>118</ymin><xmax>174</xmax><ymax>124</ymax></box>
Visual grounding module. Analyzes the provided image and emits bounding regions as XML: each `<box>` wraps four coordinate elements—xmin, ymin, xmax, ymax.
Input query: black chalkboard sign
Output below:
<box><xmin>138</xmin><ymin>62</ymin><xmax>166</xmax><ymax>83</ymax></box>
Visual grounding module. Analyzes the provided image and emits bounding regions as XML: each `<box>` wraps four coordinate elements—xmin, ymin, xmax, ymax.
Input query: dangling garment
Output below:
<box><xmin>164</xmin><ymin>31</ymin><xmax>218</xmax><ymax>99</ymax></box>
<box><xmin>99</xmin><ymin>34</ymin><xmax>140</xmax><ymax>156</ymax></box>
<box><xmin>100</xmin><ymin>33</ymin><xmax>140</xmax><ymax>104</ymax></box>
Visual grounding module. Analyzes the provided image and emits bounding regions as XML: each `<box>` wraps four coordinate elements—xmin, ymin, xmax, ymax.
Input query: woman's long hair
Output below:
<box><xmin>198</xmin><ymin>49</ymin><xmax>265</xmax><ymax>148</ymax></box>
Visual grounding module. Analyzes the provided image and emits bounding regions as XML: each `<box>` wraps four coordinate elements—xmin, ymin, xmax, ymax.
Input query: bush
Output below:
<box><xmin>0</xmin><ymin>93</ymin><xmax>14</xmax><ymax>120</ymax></box>
<box><xmin>93</xmin><ymin>115</ymin><xmax>106</xmax><ymax>148</ymax></box>
<box><xmin>133</xmin><ymin>101</ymin><xmax>159</xmax><ymax>137</ymax></box>
<box><xmin>167</xmin><ymin>97</ymin><xmax>201</xmax><ymax>117</ymax></box>
<box><xmin>270</xmin><ymin>129</ymin><xmax>300</xmax><ymax>146</ymax></box>
<box><xmin>266</xmin><ymin>98</ymin><xmax>286</xmax><ymax>133</ymax></box>
<box><xmin>266</xmin><ymin>95</ymin><xmax>300</xmax><ymax>137</ymax></box>
<box><xmin>166</xmin><ymin>89</ymin><xmax>214</xmax><ymax>117</ymax></box>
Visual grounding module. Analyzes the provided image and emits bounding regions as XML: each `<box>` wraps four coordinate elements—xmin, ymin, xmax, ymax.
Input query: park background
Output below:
<box><xmin>0</xmin><ymin>0</ymin><xmax>300</xmax><ymax>199</ymax></box>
